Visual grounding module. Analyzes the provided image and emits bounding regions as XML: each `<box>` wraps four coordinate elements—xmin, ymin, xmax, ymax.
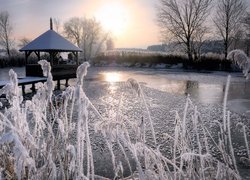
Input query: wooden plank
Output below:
<box><xmin>0</xmin><ymin>80</ymin><xmax>9</xmax><ymax>88</ymax></box>
<box><xmin>0</xmin><ymin>76</ymin><xmax>47</xmax><ymax>89</ymax></box>
<box><xmin>18</xmin><ymin>76</ymin><xmax>47</xmax><ymax>85</ymax></box>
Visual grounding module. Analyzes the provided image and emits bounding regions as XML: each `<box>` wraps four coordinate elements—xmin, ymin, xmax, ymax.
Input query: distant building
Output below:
<box><xmin>147</xmin><ymin>44</ymin><xmax>167</xmax><ymax>52</ymax></box>
<box><xmin>147</xmin><ymin>40</ymin><xmax>225</xmax><ymax>54</ymax></box>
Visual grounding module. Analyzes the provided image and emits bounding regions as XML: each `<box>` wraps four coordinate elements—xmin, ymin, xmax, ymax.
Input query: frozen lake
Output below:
<box><xmin>1</xmin><ymin>66</ymin><xmax>250</xmax><ymax>178</ymax></box>
<box><xmin>0</xmin><ymin>66</ymin><xmax>250</xmax><ymax>117</ymax></box>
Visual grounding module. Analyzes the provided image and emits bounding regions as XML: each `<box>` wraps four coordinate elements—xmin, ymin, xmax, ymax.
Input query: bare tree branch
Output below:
<box><xmin>53</xmin><ymin>18</ymin><xmax>61</xmax><ymax>33</ymax></box>
<box><xmin>157</xmin><ymin>0</ymin><xmax>212</xmax><ymax>61</ymax></box>
<box><xmin>243</xmin><ymin>12</ymin><xmax>250</xmax><ymax>56</ymax></box>
<box><xmin>0</xmin><ymin>11</ymin><xmax>13</xmax><ymax>58</ymax></box>
<box><xmin>63</xmin><ymin>17</ymin><xmax>110</xmax><ymax>62</ymax></box>
<box><xmin>214</xmin><ymin>0</ymin><xmax>246</xmax><ymax>59</ymax></box>
<box><xmin>18</xmin><ymin>37</ymin><xmax>31</xmax><ymax>49</ymax></box>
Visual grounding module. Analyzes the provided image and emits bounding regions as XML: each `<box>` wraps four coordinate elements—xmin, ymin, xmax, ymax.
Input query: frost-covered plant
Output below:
<box><xmin>227</xmin><ymin>49</ymin><xmax>250</xmax><ymax>79</ymax></box>
<box><xmin>237</xmin><ymin>122</ymin><xmax>250</xmax><ymax>167</ymax></box>
<box><xmin>0</xmin><ymin>60</ymin><xmax>248</xmax><ymax>179</ymax></box>
<box><xmin>0</xmin><ymin>60</ymin><xmax>95</xmax><ymax>179</ymax></box>
<box><xmin>127</xmin><ymin>78</ymin><xmax>157</xmax><ymax>146</ymax></box>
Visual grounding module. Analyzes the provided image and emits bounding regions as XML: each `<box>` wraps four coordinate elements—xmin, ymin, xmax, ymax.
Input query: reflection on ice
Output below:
<box><xmin>187</xmin><ymin>83</ymin><xmax>224</xmax><ymax>104</ymax></box>
<box><xmin>102</xmin><ymin>72</ymin><xmax>122</xmax><ymax>83</ymax></box>
<box><xmin>147</xmin><ymin>79</ymin><xmax>187</xmax><ymax>95</ymax></box>
<box><xmin>97</xmin><ymin>70</ymin><xmax>250</xmax><ymax>109</ymax></box>
<box><xmin>153</xmin><ymin>80</ymin><xmax>225</xmax><ymax>104</ymax></box>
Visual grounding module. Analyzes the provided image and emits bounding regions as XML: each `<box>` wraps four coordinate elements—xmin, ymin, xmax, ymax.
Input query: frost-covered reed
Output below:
<box><xmin>0</xmin><ymin>60</ymin><xmax>248</xmax><ymax>179</ymax></box>
<box><xmin>227</xmin><ymin>49</ymin><xmax>250</xmax><ymax>79</ymax></box>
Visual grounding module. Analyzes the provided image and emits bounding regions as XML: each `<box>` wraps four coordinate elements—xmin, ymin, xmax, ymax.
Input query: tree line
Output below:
<box><xmin>157</xmin><ymin>0</ymin><xmax>250</xmax><ymax>61</ymax></box>
<box><xmin>0</xmin><ymin>0</ymin><xmax>250</xmax><ymax>64</ymax></box>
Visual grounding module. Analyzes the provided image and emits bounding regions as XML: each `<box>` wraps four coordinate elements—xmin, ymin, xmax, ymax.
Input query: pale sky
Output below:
<box><xmin>0</xmin><ymin>0</ymin><xmax>161</xmax><ymax>49</ymax></box>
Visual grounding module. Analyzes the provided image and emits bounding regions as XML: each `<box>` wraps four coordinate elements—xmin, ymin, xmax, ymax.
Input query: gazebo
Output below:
<box><xmin>19</xmin><ymin>18</ymin><xmax>82</xmax><ymax>88</ymax></box>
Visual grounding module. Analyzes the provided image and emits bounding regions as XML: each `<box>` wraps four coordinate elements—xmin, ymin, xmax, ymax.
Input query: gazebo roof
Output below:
<box><xmin>20</xmin><ymin>29</ymin><xmax>82</xmax><ymax>52</ymax></box>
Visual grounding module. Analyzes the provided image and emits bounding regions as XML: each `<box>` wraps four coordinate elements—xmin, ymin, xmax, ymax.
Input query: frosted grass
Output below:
<box><xmin>0</xmin><ymin>60</ymin><xmax>249</xmax><ymax>179</ymax></box>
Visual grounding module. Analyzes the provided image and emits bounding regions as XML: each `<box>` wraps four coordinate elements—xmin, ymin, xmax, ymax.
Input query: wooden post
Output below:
<box><xmin>31</xmin><ymin>83</ymin><xmax>36</xmax><ymax>92</ymax></box>
<box><xmin>25</xmin><ymin>51</ymin><xmax>32</xmax><ymax>76</ymax></box>
<box><xmin>25</xmin><ymin>51</ymin><xmax>28</xmax><ymax>65</ymax></box>
<box><xmin>57</xmin><ymin>79</ymin><xmax>60</xmax><ymax>90</ymax></box>
<box><xmin>76</xmin><ymin>52</ymin><xmax>79</xmax><ymax>65</ymax></box>
<box><xmin>65</xmin><ymin>79</ymin><xmax>69</xmax><ymax>87</ymax></box>
<box><xmin>34</xmin><ymin>51</ymin><xmax>40</xmax><ymax>60</ymax></box>
<box><xmin>50</xmin><ymin>17</ymin><xmax>53</xmax><ymax>30</ymax></box>
<box><xmin>22</xmin><ymin>85</ymin><xmax>25</xmax><ymax>95</ymax></box>
<box><xmin>72</xmin><ymin>52</ymin><xmax>79</xmax><ymax>65</ymax></box>
<box><xmin>49</xmin><ymin>52</ymin><xmax>54</xmax><ymax>66</ymax></box>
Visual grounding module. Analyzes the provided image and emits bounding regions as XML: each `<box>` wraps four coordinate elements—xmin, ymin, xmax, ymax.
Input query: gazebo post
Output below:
<box><xmin>25</xmin><ymin>51</ymin><xmax>28</xmax><ymax>65</ymax></box>
<box><xmin>25</xmin><ymin>51</ymin><xmax>32</xmax><ymax>64</ymax></box>
<box><xmin>25</xmin><ymin>51</ymin><xmax>33</xmax><ymax>76</ymax></box>
<box><xmin>72</xmin><ymin>52</ymin><xmax>79</xmax><ymax>65</ymax></box>
<box><xmin>57</xmin><ymin>79</ymin><xmax>60</xmax><ymax>90</ymax></box>
<box><xmin>76</xmin><ymin>52</ymin><xmax>79</xmax><ymax>65</ymax></box>
<box><xmin>49</xmin><ymin>52</ymin><xmax>54</xmax><ymax>66</ymax></box>
<box><xmin>34</xmin><ymin>51</ymin><xmax>40</xmax><ymax>60</ymax></box>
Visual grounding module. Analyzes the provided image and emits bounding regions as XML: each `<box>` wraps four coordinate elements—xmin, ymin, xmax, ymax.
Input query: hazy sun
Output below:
<box><xmin>95</xmin><ymin>2</ymin><xmax>129</xmax><ymax>36</ymax></box>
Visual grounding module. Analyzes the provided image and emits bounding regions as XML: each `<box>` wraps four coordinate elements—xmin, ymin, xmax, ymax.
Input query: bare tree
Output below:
<box><xmin>18</xmin><ymin>37</ymin><xmax>31</xmax><ymax>48</ymax></box>
<box><xmin>192</xmin><ymin>26</ymin><xmax>209</xmax><ymax>60</ymax></box>
<box><xmin>106</xmin><ymin>37</ymin><xmax>115</xmax><ymax>50</ymax></box>
<box><xmin>157</xmin><ymin>0</ymin><xmax>213</xmax><ymax>61</ymax></box>
<box><xmin>214</xmin><ymin>0</ymin><xmax>246</xmax><ymax>60</ymax></box>
<box><xmin>64</xmin><ymin>17</ymin><xmax>109</xmax><ymax>62</ymax></box>
<box><xmin>64</xmin><ymin>17</ymin><xmax>83</xmax><ymax>47</ymax></box>
<box><xmin>81</xmin><ymin>18</ymin><xmax>102</xmax><ymax>61</ymax></box>
<box><xmin>53</xmin><ymin>18</ymin><xmax>61</xmax><ymax>33</ymax></box>
<box><xmin>0</xmin><ymin>11</ymin><xmax>13</xmax><ymax>58</ymax></box>
<box><xmin>243</xmin><ymin>12</ymin><xmax>250</xmax><ymax>56</ymax></box>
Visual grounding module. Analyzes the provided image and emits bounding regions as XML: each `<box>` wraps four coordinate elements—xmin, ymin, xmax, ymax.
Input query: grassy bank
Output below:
<box><xmin>93</xmin><ymin>53</ymin><xmax>235</xmax><ymax>71</ymax></box>
<box><xmin>1</xmin><ymin>52</ymin><xmax>238</xmax><ymax>72</ymax></box>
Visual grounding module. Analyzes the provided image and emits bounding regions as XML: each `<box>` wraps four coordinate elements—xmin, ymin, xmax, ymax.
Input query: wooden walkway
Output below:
<box><xmin>0</xmin><ymin>76</ymin><xmax>47</xmax><ymax>95</ymax></box>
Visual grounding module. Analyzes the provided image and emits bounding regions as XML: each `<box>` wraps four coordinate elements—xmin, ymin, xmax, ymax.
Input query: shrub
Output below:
<box><xmin>93</xmin><ymin>52</ymin><xmax>235</xmax><ymax>71</ymax></box>
<box><xmin>0</xmin><ymin>56</ymin><xmax>25</xmax><ymax>67</ymax></box>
